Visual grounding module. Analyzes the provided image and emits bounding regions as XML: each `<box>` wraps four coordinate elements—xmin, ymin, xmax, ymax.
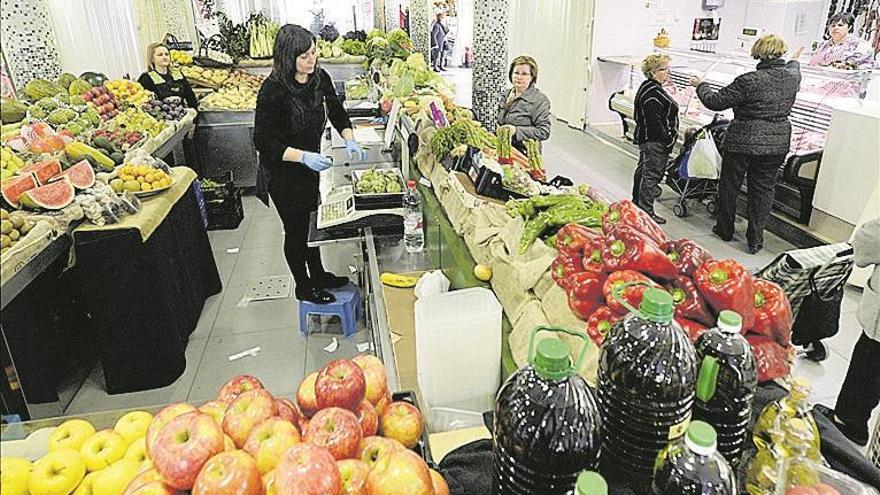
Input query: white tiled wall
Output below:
<box><xmin>0</xmin><ymin>0</ymin><xmax>62</xmax><ymax>86</ymax></box>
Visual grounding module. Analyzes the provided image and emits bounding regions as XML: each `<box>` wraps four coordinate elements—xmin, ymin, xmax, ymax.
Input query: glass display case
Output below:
<box><xmin>606</xmin><ymin>48</ymin><xmax>873</xmax><ymax>224</ymax></box>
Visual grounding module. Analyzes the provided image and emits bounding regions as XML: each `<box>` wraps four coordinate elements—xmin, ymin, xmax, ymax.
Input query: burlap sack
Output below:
<box><xmin>509</xmin><ymin>300</ymin><xmax>552</xmax><ymax>368</ymax></box>
<box><xmin>533</xmin><ymin>269</ymin><xmax>556</xmax><ymax>300</ymax></box>
<box><xmin>429</xmin><ymin>166</ymin><xmax>451</xmax><ymax>203</ymax></box>
<box><xmin>509</xmin><ymin>239</ymin><xmax>556</xmax><ymax>292</ymax></box>
<box><xmin>0</xmin><ymin>221</ymin><xmax>58</xmax><ymax>286</ymax></box>
<box><xmin>490</xmin><ymin>259</ymin><xmax>530</xmax><ymax>321</ymax></box>
<box><xmin>499</xmin><ymin>216</ymin><xmax>524</xmax><ymax>257</ymax></box>
<box><xmin>540</xmin><ymin>284</ymin><xmax>600</xmax><ymax>386</ymax></box>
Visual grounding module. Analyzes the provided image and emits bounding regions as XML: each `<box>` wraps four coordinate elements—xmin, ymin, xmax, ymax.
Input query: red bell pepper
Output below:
<box><xmin>694</xmin><ymin>259</ymin><xmax>756</xmax><ymax>330</ymax></box>
<box><xmin>676</xmin><ymin>317</ymin><xmax>709</xmax><ymax>343</ymax></box>
<box><xmin>752</xmin><ymin>279</ymin><xmax>793</xmax><ymax>348</ymax></box>
<box><xmin>581</xmin><ymin>237</ymin><xmax>607</xmax><ymax>275</ymax></box>
<box><xmin>668</xmin><ymin>276</ymin><xmax>715</xmax><ymax>326</ymax></box>
<box><xmin>747</xmin><ymin>334</ymin><xmax>792</xmax><ymax>383</ymax></box>
<box><xmin>551</xmin><ymin>253</ymin><xmax>583</xmax><ymax>289</ymax></box>
<box><xmin>663</xmin><ymin>238</ymin><xmax>713</xmax><ymax>277</ymax></box>
<box><xmin>602</xmin><ymin>270</ymin><xmax>659</xmax><ymax>316</ymax></box>
<box><xmin>602</xmin><ymin>225</ymin><xmax>679</xmax><ymax>280</ymax></box>
<box><xmin>586</xmin><ymin>305</ymin><xmax>620</xmax><ymax>347</ymax></box>
<box><xmin>556</xmin><ymin>223</ymin><xmax>603</xmax><ymax>258</ymax></box>
<box><xmin>566</xmin><ymin>271</ymin><xmax>606</xmax><ymax>320</ymax></box>
<box><xmin>602</xmin><ymin>200</ymin><xmax>667</xmax><ymax>247</ymax></box>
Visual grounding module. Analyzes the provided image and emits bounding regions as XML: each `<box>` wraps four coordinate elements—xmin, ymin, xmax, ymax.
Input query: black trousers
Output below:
<box><xmin>836</xmin><ymin>331</ymin><xmax>880</xmax><ymax>433</ymax></box>
<box><xmin>633</xmin><ymin>142</ymin><xmax>668</xmax><ymax>215</ymax></box>
<box><xmin>715</xmin><ymin>151</ymin><xmax>785</xmax><ymax>247</ymax></box>
<box><xmin>268</xmin><ymin>172</ymin><xmax>326</xmax><ymax>289</ymax></box>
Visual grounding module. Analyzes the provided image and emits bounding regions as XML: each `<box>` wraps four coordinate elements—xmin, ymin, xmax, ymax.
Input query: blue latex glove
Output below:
<box><xmin>345</xmin><ymin>139</ymin><xmax>368</xmax><ymax>162</ymax></box>
<box><xmin>302</xmin><ymin>151</ymin><xmax>332</xmax><ymax>172</ymax></box>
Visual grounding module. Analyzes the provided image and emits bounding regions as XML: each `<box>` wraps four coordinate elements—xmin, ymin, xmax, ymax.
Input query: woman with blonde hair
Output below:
<box><xmin>632</xmin><ymin>53</ymin><xmax>678</xmax><ymax>224</ymax></box>
<box><xmin>690</xmin><ymin>35</ymin><xmax>803</xmax><ymax>253</ymax></box>
<box><xmin>496</xmin><ymin>55</ymin><xmax>551</xmax><ymax>154</ymax></box>
<box><xmin>137</xmin><ymin>42</ymin><xmax>198</xmax><ymax>108</ymax></box>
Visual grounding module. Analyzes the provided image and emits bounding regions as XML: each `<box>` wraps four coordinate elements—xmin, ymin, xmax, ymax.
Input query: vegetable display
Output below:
<box><xmin>496</xmin><ymin>125</ymin><xmax>513</xmax><ymax>165</ymax></box>
<box><xmin>430</xmin><ymin>118</ymin><xmax>498</xmax><ymax>158</ymax></box>
<box><xmin>506</xmin><ymin>194</ymin><xmax>606</xmax><ymax>254</ymax></box>
<box><xmin>524</xmin><ymin>139</ymin><xmax>546</xmax><ymax>181</ymax></box>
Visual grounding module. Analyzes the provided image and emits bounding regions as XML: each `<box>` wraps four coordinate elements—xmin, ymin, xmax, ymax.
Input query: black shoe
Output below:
<box><xmin>748</xmin><ymin>244</ymin><xmax>763</xmax><ymax>254</ymax></box>
<box><xmin>312</xmin><ymin>272</ymin><xmax>350</xmax><ymax>289</ymax></box>
<box><xmin>816</xmin><ymin>405</ymin><xmax>870</xmax><ymax>446</ymax></box>
<box><xmin>296</xmin><ymin>286</ymin><xmax>336</xmax><ymax>304</ymax></box>
<box><xmin>804</xmin><ymin>340</ymin><xmax>828</xmax><ymax>362</ymax></box>
<box><xmin>712</xmin><ymin>226</ymin><xmax>733</xmax><ymax>242</ymax></box>
<box><xmin>649</xmin><ymin>213</ymin><xmax>667</xmax><ymax>225</ymax></box>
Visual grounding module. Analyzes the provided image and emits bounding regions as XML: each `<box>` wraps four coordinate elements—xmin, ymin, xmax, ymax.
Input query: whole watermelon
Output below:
<box><xmin>80</xmin><ymin>71</ymin><xmax>108</xmax><ymax>87</ymax></box>
<box><xmin>68</xmin><ymin>79</ymin><xmax>92</xmax><ymax>96</ymax></box>
<box><xmin>57</xmin><ymin>72</ymin><xmax>77</xmax><ymax>91</ymax></box>
<box><xmin>23</xmin><ymin>79</ymin><xmax>66</xmax><ymax>102</ymax></box>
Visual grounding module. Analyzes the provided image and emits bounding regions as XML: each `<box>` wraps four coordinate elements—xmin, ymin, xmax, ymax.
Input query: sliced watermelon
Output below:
<box><xmin>58</xmin><ymin>160</ymin><xmax>95</xmax><ymax>189</ymax></box>
<box><xmin>1</xmin><ymin>174</ymin><xmax>38</xmax><ymax>208</ymax></box>
<box><xmin>19</xmin><ymin>176</ymin><xmax>74</xmax><ymax>210</ymax></box>
<box><xmin>19</xmin><ymin>159</ymin><xmax>62</xmax><ymax>185</ymax></box>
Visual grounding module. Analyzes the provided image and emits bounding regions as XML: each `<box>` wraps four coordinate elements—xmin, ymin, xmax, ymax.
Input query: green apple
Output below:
<box><xmin>72</xmin><ymin>471</ymin><xmax>100</xmax><ymax>495</ymax></box>
<box><xmin>114</xmin><ymin>411</ymin><xmax>153</xmax><ymax>445</ymax></box>
<box><xmin>28</xmin><ymin>449</ymin><xmax>86</xmax><ymax>495</ymax></box>
<box><xmin>48</xmin><ymin>419</ymin><xmax>97</xmax><ymax>452</ymax></box>
<box><xmin>93</xmin><ymin>459</ymin><xmax>140</xmax><ymax>495</ymax></box>
<box><xmin>0</xmin><ymin>456</ymin><xmax>32</xmax><ymax>495</ymax></box>
<box><xmin>80</xmin><ymin>430</ymin><xmax>127</xmax><ymax>472</ymax></box>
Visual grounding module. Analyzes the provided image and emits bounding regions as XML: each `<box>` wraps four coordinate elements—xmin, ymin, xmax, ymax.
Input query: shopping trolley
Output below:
<box><xmin>664</xmin><ymin>118</ymin><xmax>729</xmax><ymax>218</ymax></box>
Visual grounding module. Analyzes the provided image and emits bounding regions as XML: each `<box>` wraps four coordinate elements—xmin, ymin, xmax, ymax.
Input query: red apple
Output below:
<box><xmin>145</xmin><ymin>403</ymin><xmax>197</xmax><ymax>458</ymax></box>
<box><xmin>380</xmin><ymin>402</ymin><xmax>423</xmax><ymax>449</ymax></box>
<box><xmin>151</xmin><ymin>412</ymin><xmax>224</xmax><ymax>490</ymax></box>
<box><xmin>296</xmin><ymin>372</ymin><xmax>320</xmax><ymax>418</ymax></box>
<box><xmin>83</xmin><ymin>92</ymin><xmax>94</xmax><ymax>101</ymax></box>
<box><xmin>351</xmin><ymin>355</ymin><xmax>388</xmax><ymax>405</ymax></box>
<box><xmin>276</xmin><ymin>443</ymin><xmax>341</xmax><ymax>495</ymax></box>
<box><xmin>337</xmin><ymin>459</ymin><xmax>369</xmax><ymax>495</ymax></box>
<box><xmin>355</xmin><ymin>400</ymin><xmax>378</xmax><ymax>438</ymax></box>
<box><xmin>192</xmin><ymin>450</ymin><xmax>262</xmax><ymax>495</ymax></box>
<box><xmin>243</xmin><ymin>417</ymin><xmax>302</xmax><ymax>474</ymax></box>
<box><xmin>315</xmin><ymin>359</ymin><xmax>366</xmax><ymax>412</ymax></box>
<box><xmin>217</xmin><ymin>375</ymin><xmax>265</xmax><ymax>403</ymax></box>
<box><xmin>305</xmin><ymin>407</ymin><xmax>362</xmax><ymax>460</ymax></box>
<box><xmin>365</xmin><ymin>448</ymin><xmax>433</xmax><ymax>495</ymax></box>
<box><xmin>356</xmin><ymin>436</ymin><xmax>401</xmax><ymax>469</ymax></box>
<box><xmin>374</xmin><ymin>390</ymin><xmax>392</xmax><ymax>417</ymax></box>
<box><xmin>275</xmin><ymin>398</ymin><xmax>304</xmax><ymax>428</ymax></box>
<box><xmin>429</xmin><ymin>468</ymin><xmax>450</xmax><ymax>495</ymax></box>
<box><xmin>122</xmin><ymin>468</ymin><xmax>163</xmax><ymax>494</ymax></box>
<box><xmin>198</xmin><ymin>399</ymin><xmax>229</xmax><ymax>427</ymax></box>
<box><xmin>223</xmin><ymin>388</ymin><xmax>277</xmax><ymax>448</ymax></box>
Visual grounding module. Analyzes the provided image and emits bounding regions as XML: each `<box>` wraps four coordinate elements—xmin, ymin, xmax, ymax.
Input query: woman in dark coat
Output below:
<box><xmin>138</xmin><ymin>43</ymin><xmax>198</xmax><ymax>108</ymax></box>
<box><xmin>253</xmin><ymin>25</ymin><xmax>367</xmax><ymax>304</ymax></box>
<box><xmin>690</xmin><ymin>35</ymin><xmax>802</xmax><ymax>253</ymax></box>
<box><xmin>496</xmin><ymin>55</ymin><xmax>552</xmax><ymax>155</ymax></box>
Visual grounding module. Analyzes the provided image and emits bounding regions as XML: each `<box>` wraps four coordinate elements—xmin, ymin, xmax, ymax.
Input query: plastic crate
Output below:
<box><xmin>206</xmin><ymin>189</ymin><xmax>244</xmax><ymax>231</ymax></box>
<box><xmin>870</xmin><ymin>416</ymin><xmax>880</xmax><ymax>469</ymax></box>
<box><xmin>200</xmin><ymin>170</ymin><xmax>237</xmax><ymax>203</ymax></box>
<box><xmin>392</xmin><ymin>391</ymin><xmax>436</xmax><ymax>468</ymax></box>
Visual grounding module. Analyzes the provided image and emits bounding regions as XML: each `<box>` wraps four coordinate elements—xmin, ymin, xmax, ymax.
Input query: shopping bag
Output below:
<box><xmin>757</xmin><ymin>242</ymin><xmax>854</xmax><ymax>322</ymax></box>
<box><xmin>683</xmin><ymin>129</ymin><xmax>721</xmax><ymax>179</ymax></box>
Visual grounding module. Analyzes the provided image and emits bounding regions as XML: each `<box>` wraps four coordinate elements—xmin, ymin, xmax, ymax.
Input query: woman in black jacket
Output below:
<box><xmin>633</xmin><ymin>53</ymin><xmax>678</xmax><ymax>224</ymax></box>
<box><xmin>253</xmin><ymin>25</ymin><xmax>367</xmax><ymax>304</ymax></box>
<box><xmin>138</xmin><ymin>43</ymin><xmax>198</xmax><ymax>108</ymax></box>
<box><xmin>690</xmin><ymin>35</ymin><xmax>802</xmax><ymax>254</ymax></box>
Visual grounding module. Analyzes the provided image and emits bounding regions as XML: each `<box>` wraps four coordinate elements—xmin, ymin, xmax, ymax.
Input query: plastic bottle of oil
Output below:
<box><xmin>745</xmin><ymin>418</ymin><xmax>820</xmax><ymax>494</ymax></box>
<box><xmin>652</xmin><ymin>420</ymin><xmax>736</xmax><ymax>494</ymax></box>
<box><xmin>752</xmin><ymin>377</ymin><xmax>820</xmax><ymax>458</ymax></box>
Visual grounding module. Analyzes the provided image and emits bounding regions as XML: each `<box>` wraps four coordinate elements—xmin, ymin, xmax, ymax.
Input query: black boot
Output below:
<box><xmin>312</xmin><ymin>272</ymin><xmax>350</xmax><ymax>289</ymax></box>
<box><xmin>296</xmin><ymin>283</ymin><xmax>335</xmax><ymax>304</ymax></box>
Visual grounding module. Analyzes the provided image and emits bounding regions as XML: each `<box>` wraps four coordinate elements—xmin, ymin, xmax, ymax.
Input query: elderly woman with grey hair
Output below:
<box><xmin>690</xmin><ymin>35</ymin><xmax>803</xmax><ymax>254</ymax></box>
<box><xmin>497</xmin><ymin>55</ymin><xmax>552</xmax><ymax>155</ymax></box>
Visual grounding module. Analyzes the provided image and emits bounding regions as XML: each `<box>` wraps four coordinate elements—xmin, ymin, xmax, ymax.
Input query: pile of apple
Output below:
<box><xmin>0</xmin><ymin>354</ymin><xmax>449</xmax><ymax>495</ymax></box>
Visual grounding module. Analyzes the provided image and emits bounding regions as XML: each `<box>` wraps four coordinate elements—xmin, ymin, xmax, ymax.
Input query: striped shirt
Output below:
<box><xmin>634</xmin><ymin>78</ymin><xmax>679</xmax><ymax>148</ymax></box>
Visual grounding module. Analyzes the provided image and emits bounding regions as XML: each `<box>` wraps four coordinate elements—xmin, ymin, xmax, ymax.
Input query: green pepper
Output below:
<box><xmin>519</xmin><ymin>212</ymin><xmax>551</xmax><ymax>254</ymax></box>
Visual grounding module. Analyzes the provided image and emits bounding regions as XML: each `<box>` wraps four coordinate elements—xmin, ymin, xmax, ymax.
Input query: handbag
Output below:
<box><xmin>757</xmin><ymin>242</ymin><xmax>855</xmax><ymax>344</ymax></box>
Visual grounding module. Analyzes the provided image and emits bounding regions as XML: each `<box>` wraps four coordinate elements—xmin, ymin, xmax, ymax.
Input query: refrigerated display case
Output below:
<box><xmin>606</xmin><ymin>48</ymin><xmax>873</xmax><ymax>225</ymax></box>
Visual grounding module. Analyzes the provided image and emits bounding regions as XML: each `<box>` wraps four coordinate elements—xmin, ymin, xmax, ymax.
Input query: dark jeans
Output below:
<box><xmin>715</xmin><ymin>151</ymin><xmax>785</xmax><ymax>247</ymax></box>
<box><xmin>836</xmin><ymin>331</ymin><xmax>880</xmax><ymax>433</ymax></box>
<box><xmin>633</xmin><ymin>142</ymin><xmax>668</xmax><ymax>215</ymax></box>
<box><xmin>268</xmin><ymin>174</ymin><xmax>326</xmax><ymax>290</ymax></box>
<box><xmin>431</xmin><ymin>47</ymin><xmax>445</xmax><ymax>70</ymax></box>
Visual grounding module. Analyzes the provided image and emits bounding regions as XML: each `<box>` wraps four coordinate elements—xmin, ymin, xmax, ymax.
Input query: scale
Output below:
<box><xmin>736</xmin><ymin>26</ymin><xmax>764</xmax><ymax>52</ymax></box>
<box><xmin>316</xmin><ymin>186</ymin><xmax>406</xmax><ymax>229</ymax></box>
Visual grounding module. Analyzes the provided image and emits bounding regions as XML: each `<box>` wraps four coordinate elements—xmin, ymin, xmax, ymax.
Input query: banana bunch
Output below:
<box><xmin>170</xmin><ymin>49</ymin><xmax>193</xmax><ymax>65</ymax></box>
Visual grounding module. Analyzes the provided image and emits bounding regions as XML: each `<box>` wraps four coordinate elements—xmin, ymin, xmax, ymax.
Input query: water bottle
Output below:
<box><xmin>652</xmin><ymin>421</ymin><xmax>736</xmax><ymax>494</ymax></box>
<box><xmin>598</xmin><ymin>287</ymin><xmax>698</xmax><ymax>488</ymax></box>
<box><xmin>402</xmin><ymin>179</ymin><xmax>424</xmax><ymax>253</ymax></box>
<box><xmin>693</xmin><ymin>310</ymin><xmax>757</xmax><ymax>468</ymax></box>
<box><xmin>493</xmin><ymin>326</ymin><xmax>602</xmax><ymax>495</ymax></box>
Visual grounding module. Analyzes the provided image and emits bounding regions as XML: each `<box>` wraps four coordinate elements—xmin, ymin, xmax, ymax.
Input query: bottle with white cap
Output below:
<box><xmin>692</xmin><ymin>310</ymin><xmax>757</xmax><ymax>468</ymax></box>
<box><xmin>651</xmin><ymin>420</ymin><xmax>736</xmax><ymax>495</ymax></box>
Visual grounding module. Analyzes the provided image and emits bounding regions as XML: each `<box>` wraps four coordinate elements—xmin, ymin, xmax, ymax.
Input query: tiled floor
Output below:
<box><xmin>67</xmin><ymin>119</ymin><xmax>876</xmax><ymax>450</ymax></box>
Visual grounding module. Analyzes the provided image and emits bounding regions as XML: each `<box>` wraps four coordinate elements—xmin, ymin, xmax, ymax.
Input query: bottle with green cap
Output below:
<box><xmin>597</xmin><ymin>287</ymin><xmax>698</xmax><ymax>488</ymax></box>
<box><xmin>692</xmin><ymin>310</ymin><xmax>757</xmax><ymax>468</ymax></box>
<box><xmin>652</xmin><ymin>420</ymin><xmax>736</xmax><ymax>494</ymax></box>
<box><xmin>752</xmin><ymin>377</ymin><xmax>821</xmax><ymax>459</ymax></box>
<box><xmin>493</xmin><ymin>326</ymin><xmax>601</xmax><ymax>495</ymax></box>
